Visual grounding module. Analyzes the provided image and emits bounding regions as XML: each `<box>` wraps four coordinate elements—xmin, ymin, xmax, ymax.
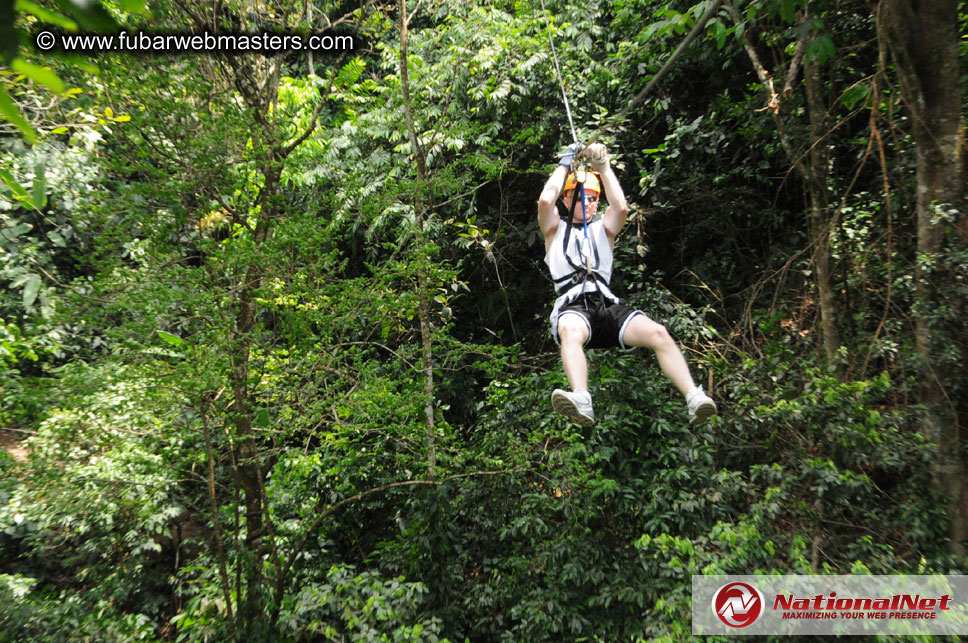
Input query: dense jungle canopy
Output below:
<box><xmin>1</xmin><ymin>0</ymin><xmax>966</xmax><ymax>640</ymax></box>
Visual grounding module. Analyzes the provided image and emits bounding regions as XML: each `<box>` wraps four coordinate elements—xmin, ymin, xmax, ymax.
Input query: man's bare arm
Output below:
<box><xmin>599</xmin><ymin>166</ymin><xmax>629</xmax><ymax>240</ymax></box>
<box><xmin>584</xmin><ymin>143</ymin><xmax>628</xmax><ymax>239</ymax></box>
<box><xmin>538</xmin><ymin>164</ymin><xmax>568</xmax><ymax>246</ymax></box>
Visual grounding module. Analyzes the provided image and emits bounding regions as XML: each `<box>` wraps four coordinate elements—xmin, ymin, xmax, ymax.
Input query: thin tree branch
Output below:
<box><xmin>783</xmin><ymin>39</ymin><xmax>807</xmax><ymax>98</ymax></box>
<box><xmin>281</xmin><ymin>93</ymin><xmax>326</xmax><ymax>158</ymax></box>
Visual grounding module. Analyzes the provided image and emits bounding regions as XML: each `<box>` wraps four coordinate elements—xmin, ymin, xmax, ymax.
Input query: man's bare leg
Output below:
<box><xmin>621</xmin><ymin>315</ymin><xmax>695</xmax><ymax>395</ymax></box>
<box><xmin>622</xmin><ymin>314</ymin><xmax>717</xmax><ymax>424</ymax></box>
<box><xmin>552</xmin><ymin>314</ymin><xmax>595</xmax><ymax>426</ymax></box>
<box><xmin>558</xmin><ymin>314</ymin><xmax>590</xmax><ymax>391</ymax></box>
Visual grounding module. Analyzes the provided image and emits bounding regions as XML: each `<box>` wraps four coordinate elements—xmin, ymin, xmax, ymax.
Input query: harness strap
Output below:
<box><xmin>554</xmin><ymin>199</ymin><xmax>607</xmax><ymax>297</ymax></box>
<box><xmin>554</xmin><ymin>269</ymin><xmax>609</xmax><ymax>296</ymax></box>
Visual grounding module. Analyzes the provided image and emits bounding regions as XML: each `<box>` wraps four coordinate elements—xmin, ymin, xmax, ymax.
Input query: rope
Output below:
<box><xmin>538</xmin><ymin>0</ymin><xmax>578</xmax><ymax>145</ymax></box>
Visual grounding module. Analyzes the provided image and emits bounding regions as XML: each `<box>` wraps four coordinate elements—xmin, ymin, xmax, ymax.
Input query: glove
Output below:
<box><xmin>559</xmin><ymin>142</ymin><xmax>584</xmax><ymax>167</ymax></box>
<box><xmin>584</xmin><ymin>143</ymin><xmax>609</xmax><ymax>172</ymax></box>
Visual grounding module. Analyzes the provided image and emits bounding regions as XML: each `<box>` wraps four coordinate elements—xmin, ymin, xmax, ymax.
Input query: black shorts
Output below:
<box><xmin>556</xmin><ymin>293</ymin><xmax>643</xmax><ymax>349</ymax></box>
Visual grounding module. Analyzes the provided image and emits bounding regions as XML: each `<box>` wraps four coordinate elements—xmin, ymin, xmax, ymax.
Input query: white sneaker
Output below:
<box><xmin>686</xmin><ymin>386</ymin><xmax>717</xmax><ymax>425</ymax></box>
<box><xmin>551</xmin><ymin>389</ymin><xmax>595</xmax><ymax>426</ymax></box>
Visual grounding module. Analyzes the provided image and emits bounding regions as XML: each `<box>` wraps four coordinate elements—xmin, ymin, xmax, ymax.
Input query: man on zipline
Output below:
<box><xmin>538</xmin><ymin>142</ymin><xmax>717</xmax><ymax>426</ymax></box>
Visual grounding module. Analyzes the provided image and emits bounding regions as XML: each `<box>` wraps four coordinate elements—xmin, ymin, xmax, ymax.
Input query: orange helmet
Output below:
<box><xmin>564</xmin><ymin>170</ymin><xmax>601</xmax><ymax>195</ymax></box>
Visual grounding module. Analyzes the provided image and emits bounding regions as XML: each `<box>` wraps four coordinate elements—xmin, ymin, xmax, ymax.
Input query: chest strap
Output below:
<box><xmin>553</xmin><ymin>216</ymin><xmax>608</xmax><ymax>296</ymax></box>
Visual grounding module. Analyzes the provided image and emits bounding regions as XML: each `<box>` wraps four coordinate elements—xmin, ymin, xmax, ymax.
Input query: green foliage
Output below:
<box><xmin>1</xmin><ymin>0</ymin><xmax>146</xmax><ymax>142</ymax></box>
<box><xmin>0</xmin><ymin>573</ymin><xmax>159</xmax><ymax>643</ymax></box>
<box><xmin>0</xmin><ymin>0</ymin><xmax>964</xmax><ymax>640</ymax></box>
<box><xmin>1</xmin><ymin>362</ymin><xmax>185</xmax><ymax>637</ymax></box>
<box><xmin>274</xmin><ymin>566</ymin><xmax>444</xmax><ymax>642</ymax></box>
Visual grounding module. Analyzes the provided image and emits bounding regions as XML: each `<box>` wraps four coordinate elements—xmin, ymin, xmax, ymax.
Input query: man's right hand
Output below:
<box><xmin>559</xmin><ymin>142</ymin><xmax>584</xmax><ymax>167</ymax></box>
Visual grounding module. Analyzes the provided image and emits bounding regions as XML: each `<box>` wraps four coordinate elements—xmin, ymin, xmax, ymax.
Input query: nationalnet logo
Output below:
<box><xmin>693</xmin><ymin>575</ymin><xmax>968</xmax><ymax>636</ymax></box>
<box><xmin>712</xmin><ymin>581</ymin><xmax>765</xmax><ymax>628</ymax></box>
<box><xmin>772</xmin><ymin>590</ymin><xmax>952</xmax><ymax>620</ymax></box>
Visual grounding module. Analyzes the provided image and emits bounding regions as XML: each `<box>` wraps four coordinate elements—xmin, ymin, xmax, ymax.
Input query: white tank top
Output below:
<box><xmin>544</xmin><ymin>217</ymin><xmax>614</xmax><ymax>289</ymax></box>
<box><xmin>544</xmin><ymin>217</ymin><xmax>620</xmax><ymax>329</ymax></box>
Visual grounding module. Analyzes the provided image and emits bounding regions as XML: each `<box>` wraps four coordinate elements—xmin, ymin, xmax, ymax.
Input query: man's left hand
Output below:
<box><xmin>585</xmin><ymin>143</ymin><xmax>609</xmax><ymax>172</ymax></box>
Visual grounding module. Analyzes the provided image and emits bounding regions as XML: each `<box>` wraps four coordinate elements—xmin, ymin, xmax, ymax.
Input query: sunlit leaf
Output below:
<box><xmin>32</xmin><ymin>164</ymin><xmax>47</xmax><ymax>209</ymax></box>
<box><xmin>0</xmin><ymin>85</ymin><xmax>37</xmax><ymax>144</ymax></box>
<box><xmin>157</xmin><ymin>330</ymin><xmax>185</xmax><ymax>347</ymax></box>
<box><xmin>115</xmin><ymin>0</ymin><xmax>147</xmax><ymax>13</ymax></box>
<box><xmin>15</xmin><ymin>0</ymin><xmax>78</xmax><ymax>30</ymax></box>
<box><xmin>10</xmin><ymin>59</ymin><xmax>66</xmax><ymax>93</ymax></box>
<box><xmin>0</xmin><ymin>168</ymin><xmax>38</xmax><ymax>210</ymax></box>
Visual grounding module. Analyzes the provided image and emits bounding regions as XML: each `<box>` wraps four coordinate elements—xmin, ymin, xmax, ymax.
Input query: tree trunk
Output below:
<box><xmin>804</xmin><ymin>53</ymin><xmax>840</xmax><ymax>363</ymax></box>
<box><xmin>229</xmin><ymin>163</ymin><xmax>281</xmax><ymax>630</ymax></box>
<box><xmin>399</xmin><ymin>0</ymin><xmax>436</xmax><ymax>478</ymax></box>
<box><xmin>878</xmin><ymin>0</ymin><xmax>967</xmax><ymax>561</ymax></box>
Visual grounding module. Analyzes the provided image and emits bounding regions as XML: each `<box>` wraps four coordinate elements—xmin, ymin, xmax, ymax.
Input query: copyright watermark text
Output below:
<box><xmin>34</xmin><ymin>29</ymin><xmax>355</xmax><ymax>55</ymax></box>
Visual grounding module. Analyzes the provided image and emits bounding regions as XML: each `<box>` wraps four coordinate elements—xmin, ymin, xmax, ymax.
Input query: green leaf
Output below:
<box><xmin>15</xmin><ymin>0</ymin><xmax>78</xmax><ymax>30</ymax></box>
<box><xmin>839</xmin><ymin>83</ymin><xmax>870</xmax><ymax>111</ymax></box>
<box><xmin>0</xmin><ymin>169</ymin><xmax>37</xmax><ymax>209</ymax></box>
<box><xmin>32</xmin><ymin>165</ymin><xmax>47</xmax><ymax>209</ymax></box>
<box><xmin>0</xmin><ymin>85</ymin><xmax>37</xmax><ymax>144</ymax></box>
<box><xmin>711</xmin><ymin>20</ymin><xmax>727</xmax><ymax>50</ymax></box>
<box><xmin>22</xmin><ymin>273</ymin><xmax>41</xmax><ymax>308</ymax></box>
<box><xmin>115</xmin><ymin>0</ymin><xmax>147</xmax><ymax>13</ymax></box>
<box><xmin>0</xmin><ymin>169</ymin><xmax>30</xmax><ymax>199</ymax></box>
<box><xmin>157</xmin><ymin>330</ymin><xmax>185</xmax><ymax>347</ymax></box>
<box><xmin>3</xmin><ymin>223</ymin><xmax>33</xmax><ymax>239</ymax></box>
<box><xmin>51</xmin><ymin>0</ymin><xmax>119</xmax><ymax>32</ymax></box>
<box><xmin>57</xmin><ymin>55</ymin><xmax>99</xmax><ymax>75</ymax></box>
<box><xmin>10</xmin><ymin>59</ymin><xmax>66</xmax><ymax>93</ymax></box>
<box><xmin>47</xmin><ymin>230</ymin><xmax>66</xmax><ymax>247</ymax></box>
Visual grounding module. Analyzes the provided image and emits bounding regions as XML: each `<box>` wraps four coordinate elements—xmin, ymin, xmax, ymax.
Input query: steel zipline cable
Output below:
<box><xmin>538</xmin><ymin>0</ymin><xmax>579</xmax><ymax>146</ymax></box>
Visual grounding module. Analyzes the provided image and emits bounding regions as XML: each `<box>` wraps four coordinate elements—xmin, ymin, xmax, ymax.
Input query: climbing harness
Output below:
<box><xmin>537</xmin><ymin>0</ymin><xmax>723</xmax><ymax>309</ymax></box>
<box><xmin>551</xmin><ymin>173</ymin><xmax>613</xmax><ymax>318</ymax></box>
